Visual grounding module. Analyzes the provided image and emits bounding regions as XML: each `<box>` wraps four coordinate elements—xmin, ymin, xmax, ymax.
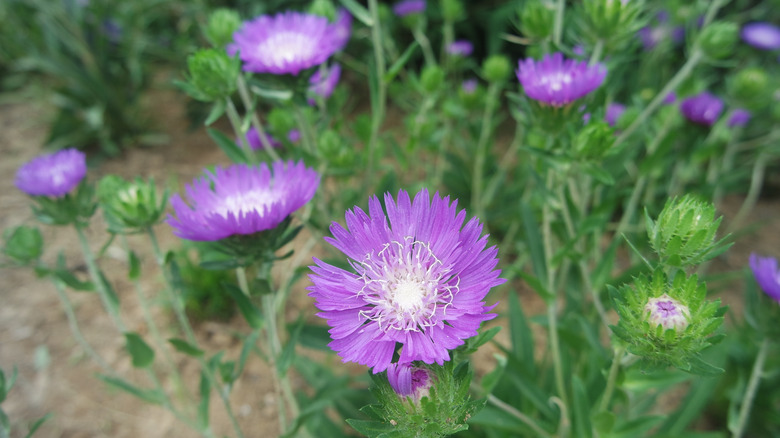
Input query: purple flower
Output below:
<box><xmin>606</xmin><ymin>102</ymin><xmax>626</xmax><ymax>127</ymax></box>
<box><xmin>167</xmin><ymin>161</ymin><xmax>319</xmax><ymax>241</ymax></box>
<box><xmin>741</xmin><ymin>22</ymin><xmax>780</xmax><ymax>50</ymax></box>
<box><xmin>516</xmin><ymin>52</ymin><xmax>607</xmax><ymax>107</ymax></box>
<box><xmin>447</xmin><ymin>40</ymin><xmax>473</xmax><ymax>57</ymax></box>
<box><xmin>308</xmin><ymin>189</ymin><xmax>503</xmax><ymax>372</ymax></box>
<box><xmin>228</xmin><ymin>11</ymin><xmax>344</xmax><ymax>75</ymax></box>
<box><xmin>461</xmin><ymin>79</ymin><xmax>477</xmax><ymax>94</ymax></box>
<box><xmin>308</xmin><ymin>63</ymin><xmax>342</xmax><ymax>105</ymax></box>
<box><xmin>637</xmin><ymin>10</ymin><xmax>683</xmax><ymax>50</ymax></box>
<box><xmin>680</xmin><ymin>92</ymin><xmax>724</xmax><ymax>126</ymax></box>
<box><xmin>386</xmin><ymin>363</ymin><xmax>434</xmax><ymax>400</ymax></box>
<box><xmin>728</xmin><ymin>109</ymin><xmax>751</xmax><ymax>128</ymax></box>
<box><xmin>287</xmin><ymin>129</ymin><xmax>301</xmax><ymax>143</ymax></box>
<box><xmin>663</xmin><ymin>92</ymin><xmax>677</xmax><ymax>105</ymax></box>
<box><xmin>572</xmin><ymin>45</ymin><xmax>586</xmax><ymax>57</ymax></box>
<box><xmin>750</xmin><ymin>253</ymin><xmax>780</xmax><ymax>303</ymax></box>
<box><xmin>393</xmin><ymin>0</ymin><xmax>426</xmax><ymax>17</ymax></box>
<box><xmin>238</xmin><ymin>127</ymin><xmax>282</xmax><ymax>150</ymax></box>
<box><xmin>15</xmin><ymin>148</ymin><xmax>87</xmax><ymax>197</ymax></box>
<box><xmin>333</xmin><ymin>8</ymin><xmax>352</xmax><ymax>51</ymax></box>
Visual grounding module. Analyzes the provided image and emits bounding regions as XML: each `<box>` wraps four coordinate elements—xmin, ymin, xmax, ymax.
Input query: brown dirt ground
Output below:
<box><xmin>1</xmin><ymin>74</ymin><xmax>777</xmax><ymax>438</ymax></box>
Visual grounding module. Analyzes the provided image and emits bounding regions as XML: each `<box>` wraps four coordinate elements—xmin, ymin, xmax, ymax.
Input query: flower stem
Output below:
<box><xmin>599</xmin><ymin>346</ymin><xmax>625</xmax><ymax>412</ymax></box>
<box><xmin>73</xmin><ymin>223</ymin><xmax>126</xmax><ymax>332</ymax></box>
<box><xmin>236</xmin><ymin>75</ymin><xmax>282</xmax><ymax>162</ymax></box>
<box><xmin>729</xmin><ymin>151</ymin><xmax>768</xmax><ymax>233</ymax></box>
<box><xmin>589</xmin><ymin>39</ymin><xmax>604</xmax><ymax>66</ymax></box>
<box><xmin>293</xmin><ymin>104</ymin><xmax>316</xmax><ymax>155</ymax></box>
<box><xmin>487</xmin><ymin>394</ymin><xmax>552</xmax><ymax>438</ymax></box>
<box><xmin>553</xmin><ymin>0</ymin><xmax>565</xmax><ymax>46</ymax></box>
<box><xmin>50</xmin><ymin>277</ymin><xmax>113</xmax><ymax>373</ymax></box>
<box><xmin>412</xmin><ymin>26</ymin><xmax>436</xmax><ymax>66</ymax></box>
<box><xmin>471</xmin><ymin>81</ymin><xmax>502</xmax><ymax>220</ymax></box>
<box><xmin>732</xmin><ymin>338</ymin><xmax>770</xmax><ymax>438</ymax></box>
<box><xmin>613</xmin><ymin>50</ymin><xmax>703</xmax><ymax>148</ymax></box>
<box><xmin>146</xmin><ymin>227</ymin><xmax>245</xmax><ymax>438</ymax></box>
<box><xmin>235</xmin><ymin>266</ymin><xmax>251</xmax><ymax>297</ymax></box>
<box><xmin>225</xmin><ymin>98</ymin><xmax>257</xmax><ymax>164</ymax></box>
<box><xmin>366</xmin><ymin>0</ymin><xmax>387</xmax><ymax>189</ymax></box>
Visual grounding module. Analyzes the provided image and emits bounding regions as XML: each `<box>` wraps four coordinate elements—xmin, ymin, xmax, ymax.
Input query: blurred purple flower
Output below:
<box><xmin>663</xmin><ymin>92</ymin><xmax>677</xmax><ymax>105</ymax></box>
<box><xmin>516</xmin><ymin>52</ymin><xmax>607</xmax><ymax>107</ymax></box>
<box><xmin>572</xmin><ymin>45</ymin><xmax>585</xmax><ymax>56</ymax></box>
<box><xmin>606</xmin><ymin>102</ymin><xmax>626</xmax><ymax>127</ymax></box>
<box><xmin>461</xmin><ymin>78</ymin><xmax>477</xmax><ymax>94</ymax></box>
<box><xmin>228</xmin><ymin>11</ymin><xmax>344</xmax><ymax>75</ymax></box>
<box><xmin>238</xmin><ymin>127</ymin><xmax>281</xmax><ymax>150</ymax></box>
<box><xmin>386</xmin><ymin>363</ymin><xmax>434</xmax><ymax>400</ymax></box>
<box><xmin>15</xmin><ymin>148</ymin><xmax>87</xmax><ymax>197</ymax></box>
<box><xmin>728</xmin><ymin>109</ymin><xmax>751</xmax><ymax>128</ymax></box>
<box><xmin>308</xmin><ymin>189</ymin><xmax>503</xmax><ymax>372</ymax></box>
<box><xmin>741</xmin><ymin>22</ymin><xmax>780</xmax><ymax>50</ymax></box>
<box><xmin>333</xmin><ymin>8</ymin><xmax>352</xmax><ymax>51</ymax></box>
<box><xmin>447</xmin><ymin>40</ymin><xmax>473</xmax><ymax>57</ymax></box>
<box><xmin>750</xmin><ymin>253</ymin><xmax>780</xmax><ymax>303</ymax></box>
<box><xmin>680</xmin><ymin>92</ymin><xmax>723</xmax><ymax>126</ymax></box>
<box><xmin>393</xmin><ymin>0</ymin><xmax>426</xmax><ymax>17</ymax></box>
<box><xmin>287</xmin><ymin>129</ymin><xmax>301</xmax><ymax>143</ymax></box>
<box><xmin>637</xmin><ymin>11</ymin><xmax>683</xmax><ymax>50</ymax></box>
<box><xmin>167</xmin><ymin>161</ymin><xmax>319</xmax><ymax>241</ymax></box>
<box><xmin>308</xmin><ymin>63</ymin><xmax>342</xmax><ymax>105</ymax></box>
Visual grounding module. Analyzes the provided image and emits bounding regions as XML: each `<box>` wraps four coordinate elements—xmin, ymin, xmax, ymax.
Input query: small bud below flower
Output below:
<box><xmin>205</xmin><ymin>9</ymin><xmax>242</xmax><ymax>48</ymax></box>
<box><xmin>644</xmin><ymin>294</ymin><xmax>690</xmax><ymax>332</ymax></box>
<box><xmin>386</xmin><ymin>363</ymin><xmax>434</xmax><ymax>402</ymax></box>
<box><xmin>698</xmin><ymin>21</ymin><xmax>739</xmax><ymax>59</ymax></box>
<box><xmin>420</xmin><ymin>65</ymin><xmax>444</xmax><ymax>93</ymax></box>
<box><xmin>441</xmin><ymin>0</ymin><xmax>464</xmax><ymax>22</ymax></box>
<box><xmin>482</xmin><ymin>55</ymin><xmax>512</xmax><ymax>83</ymax></box>
<box><xmin>519</xmin><ymin>0</ymin><xmax>555</xmax><ymax>40</ymax></box>
<box><xmin>729</xmin><ymin>67</ymin><xmax>769</xmax><ymax>104</ymax></box>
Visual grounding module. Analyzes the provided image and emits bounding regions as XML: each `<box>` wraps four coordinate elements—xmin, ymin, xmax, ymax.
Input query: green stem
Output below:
<box><xmin>225</xmin><ymin>98</ymin><xmax>256</xmax><ymax>164</ymax></box>
<box><xmin>487</xmin><ymin>394</ymin><xmax>552</xmax><ymax>438</ymax></box>
<box><xmin>599</xmin><ymin>346</ymin><xmax>625</xmax><ymax>412</ymax></box>
<box><xmin>236</xmin><ymin>75</ymin><xmax>282</xmax><ymax>162</ymax></box>
<box><xmin>613</xmin><ymin>50</ymin><xmax>703</xmax><ymax>148</ymax></box>
<box><xmin>553</xmin><ymin>0</ymin><xmax>565</xmax><ymax>46</ymax></box>
<box><xmin>366</xmin><ymin>0</ymin><xmax>387</xmax><ymax>189</ymax></box>
<box><xmin>293</xmin><ymin>105</ymin><xmax>316</xmax><ymax>155</ymax></box>
<box><xmin>50</xmin><ymin>278</ymin><xmax>113</xmax><ymax>373</ymax></box>
<box><xmin>589</xmin><ymin>39</ymin><xmax>604</xmax><ymax>66</ymax></box>
<box><xmin>74</xmin><ymin>224</ymin><xmax>126</xmax><ymax>331</ymax></box>
<box><xmin>482</xmin><ymin>123</ymin><xmax>524</xmax><ymax>207</ymax></box>
<box><xmin>732</xmin><ymin>338</ymin><xmax>770</xmax><ymax>438</ymax></box>
<box><xmin>471</xmin><ymin>81</ymin><xmax>502</xmax><ymax>220</ymax></box>
<box><xmin>729</xmin><ymin>151</ymin><xmax>768</xmax><ymax>233</ymax></box>
<box><xmin>235</xmin><ymin>266</ymin><xmax>251</xmax><ymax>297</ymax></box>
<box><xmin>412</xmin><ymin>26</ymin><xmax>436</xmax><ymax>66</ymax></box>
<box><xmin>146</xmin><ymin>227</ymin><xmax>245</xmax><ymax>438</ymax></box>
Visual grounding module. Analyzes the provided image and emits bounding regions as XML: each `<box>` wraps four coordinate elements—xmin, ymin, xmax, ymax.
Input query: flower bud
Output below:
<box><xmin>98</xmin><ymin>175</ymin><xmax>168</xmax><ymax>234</ymax></box>
<box><xmin>441</xmin><ymin>0</ymin><xmax>464</xmax><ymax>22</ymax></box>
<box><xmin>205</xmin><ymin>9</ymin><xmax>242</xmax><ymax>48</ymax></box>
<box><xmin>581</xmin><ymin>0</ymin><xmax>643</xmax><ymax>44</ymax></box>
<box><xmin>728</xmin><ymin>67</ymin><xmax>769</xmax><ymax>104</ymax></box>
<box><xmin>644</xmin><ymin>294</ymin><xmax>690</xmax><ymax>332</ymax></box>
<box><xmin>180</xmin><ymin>49</ymin><xmax>240</xmax><ymax>102</ymax></box>
<box><xmin>317</xmin><ymin>130</ymin><xmax>354</xmax><ymax>167</ymax></box>
<box><xmin>3</xmin><ymin>226</ymin><xmax>43</xmax><ymax>266</ymax></box>
<box><xmin>697</xmin><ymin>21</ymin><xmax>739</xmax><ymax>59</ymax></box>
<box><xmin>482</xmin><ymin>55</ymin><xmax>511</xmax><ymax>83</ymax></box>
<box><xmin>647</xmin><ymin>195</ymin><xmax>727</xmax><ymax>267</ymax></box>
<box><xmin>386</xmin><ymin>363</ymin><xmax>434</xmax><ymax>402</ymax></box>
<box><xmin>309</xmin><ymin>0</ymin><xmax>337</xmax><ymax>21</ymax></box>
<box><xmin>574</xmin><ymin>120</ymin><xmax>614</xmax><ymax>160</ymax></box>
<box><xmin>519</xmin><ymin>0</ymin><xmax>555</xmax><ymax>40</ymax></box>
<box><xmin>420</xmin><ymin>65</ymin><xmax>444</xmax><ymax>93</ymax></box>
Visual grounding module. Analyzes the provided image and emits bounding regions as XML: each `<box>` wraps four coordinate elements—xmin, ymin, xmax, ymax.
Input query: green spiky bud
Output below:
<box><xmin>2</xmin><ymin>226</ymin><xmax>43</xmax><ymax>266</ymax></box>
<box><xmin>574</xmin><ymin>120</ymin><xmax>615</xmax><ymax>160</ymax></box>
<box><xmin>646</xmin><ymin>195</ymin><xmax>730</xmax><ymax>267</ymax></box>
<box><xmin>442</xmin><ymin>0</ymin><xmax>464</xmax><ymax>22</ymax></box>
<box><xmin>421</xmin><ymin>65</ymin><xmax>445</xmax><ymax>93</ymax></box>
<box><xmin>697</xmin><ymin>21</ymin><xmax>739</xmax><ymax>60</ymax></box>
<box><xmin>519</xmin><ymin>0</ymin><xmax>555</xmax><ymax>40</ymax></box>
<box><xmin>309</xmin><ymin>0</ymin><xmax>337</xmax><ymax>21</ymax></box>
<box><xmin>581</xmin><ymin>0</ymin><xmax>643</xmax><ymax>44</ymax></box>
<box><xmin>205</xmin><ymin>9</ymin><xmax>242</xmax><ymax>48</ymax></box>
<box><xmin>179</xmin><ymin>49</ymin><xmax>240</xmax><ymax>102</ymax></box>
<box><xmin>609</xmin><ymin>270</ymin><xmax>726</xmax><ymax>375</ymax></box>
<box><xmin>98</xmin><ymin>175</ymin><xmax>168</xmax><ymax>234</ymax></box>
<box><xmin>728</xmin><ymin>67</ymin><xmax>769</xmax><ymax>104</ymax></box>
<box><xmin>482</xmin><ymin>55</ymin><xmax>511</xmax><ymax>83</ymax></box>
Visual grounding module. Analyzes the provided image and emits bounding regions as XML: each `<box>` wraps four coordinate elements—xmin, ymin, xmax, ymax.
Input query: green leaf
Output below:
<box><xmin>208</xmin><ymin>128</ymin><xmax>247</xmax><ymax>163</ymax></box>
<box><xmin>383</xmin><ymin>42</ymin><xmax>419</xmax><ymax>83</ymax></box>
<box><xmin>223</xmin><ymin>283</ymin><xmax>263</xmax><ymax>329</ymax></box>
<box><xmin>572</xmin><ymin>377</ymin><xmax>593</xmax><ymax>438</ymax></box>
<box><xmin>199</xmin><ymin>258</ymin><xmax>242</xmax><ymax>270</ymax></box>
<box><xmin>99</xmin><ymin>270</ymin><xmax>121</xmax><ymax>314</ymax></box>
<box><xmin>508</xmin><ymin>290</ymin><xmax>535</xmax><ymax>372</ymax></box>
<box><xmin>124</xmin><ymin>332</ymin><xmax>155</xmax><ymax>368</ymax></box>
<box><xmin>684</xmin><ymin>356</ymin><xmax>724</xmax><ymax>377</ymax></box>
<box><xmin>481</xmin><ymin>354</ymin><xmax>506</xmax><ymax>394</ymax></box>
<box><xmin>519</xmin><ymin>201</ymin><xmax>549</xmax><ymax>294</ymax></box>
<box><xmin>278</xmin><ymin>318</ymin><xmax>304</xmax><ymax>376</ymax></box>
<box><xmin>24</xmin><ymin>413</ymin><xmax>52</xmax><ymax>438</ymax></box>
<box><xmin>345</xmin><ymin>419</ymin><xmax>395</xmax><ymax>437</ymax></box>
<box><xmin>198</xmin><ymin>369</ymin><xmax>211</xmax><ymax>430</ymax></box>
<box><xmin>204</xmin><ymin>100</ymin><xmax>226</xmax><ymax>126</ymax></box>
<box><xmin>593</xmin><ymin>411</ymin><xmax>615</xmax><ymax>435</ymax></box>
<box><xmin>339</xmin><ymin>0</ymin><xmax>373</xmax><ymax>26</ymax></box>
<box><xmin>128</xmin><ymin>250</ymin><xmax>141</xmax><ymax>281</ymax></box>
<box><xmin>168</xmin><ymin>338</ymin><xmax>204</xmax><ymax>357</ymax></box>
<box><xmin>98</xmin><ymin>375</ymin><xmax>166</xmax><ymax>405</ymax></box>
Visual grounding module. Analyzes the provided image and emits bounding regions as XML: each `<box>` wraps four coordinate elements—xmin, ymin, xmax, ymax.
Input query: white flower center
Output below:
<box><xmin>543</xmin><ymin>72</ymin><xmax>573</xmax><ymax>91</ymax></box>
<box><xmin>357</xmin><ymin>238</ymin><xmax>458</xmax><ymax>332</ymax></box>
<box><xmin>213</xmin><ymin>189</ymin><xmax>278</xmax><ymax>219</ymax></box>
<box><xmin>257</xmin><ymin>32</ymin><xmax>317</xmax><ymax>67</ymax></box>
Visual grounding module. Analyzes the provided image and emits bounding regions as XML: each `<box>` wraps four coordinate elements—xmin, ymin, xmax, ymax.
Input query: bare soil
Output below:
<box><xmin>1</xmin><ymin>76</ymin><xmax>777</xmax><ymax>438</ymax></box>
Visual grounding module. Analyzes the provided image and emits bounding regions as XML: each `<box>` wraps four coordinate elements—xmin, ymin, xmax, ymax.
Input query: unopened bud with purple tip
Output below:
<box><xmin>386</xmin><ymin>363</ymin><xmax>434</xmax><ymax>402</ymax></box>
<box><xmin>645</xmin><ymin>294</ymin><xmax>690</xmax><ymax>332</ymax></box>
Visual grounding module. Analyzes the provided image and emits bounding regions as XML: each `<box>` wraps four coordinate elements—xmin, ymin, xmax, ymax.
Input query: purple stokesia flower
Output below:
<box><xmin>287</xmin><ymin>129</ymin><xmax>301</xmax><ymax>143</ymax></box>
<box><xmin>15</xmin><ymin>148</ymin><xmax>87</xmax><ymax>198</ymax></box>
<box><xmin>393</xmin><ymin>0</ymin><xmax>426</xmax><ymax>17</ymax></box>
<box><xmin>386</xmin><ymin>362</ymin><xmax>434</xmax><ymax>400</ymax></box>
<box><xmin>606</xmin><ymin>102</ymin><xmax>626</xmax><ymax>127</ymax></box>
<box><xmin>228</xmin><ymin>11</ymin><xmax>345</xmax><ymax>75</ymax></box>
<box><xmin>447</xmin><ymin>40</ymin><xmax>473</xmax><ymax>57</ymax></box>
<box><xmin>741</xmin><ymin>22</ymin><xmax>780</xmax><ymax>50</ymax></box>
<box><xmin>308</xmin><ymin>63</ymin><xmax>342</xmax><ymax>105</ymax></box>
<box><xmin>663</xmin><ymin>92</ymin><xmax>677</xmax><ymax>105</ymax></box>
<box><xmin>238</xmin><ymin>127</ymin><xmax>281</xmax><ymax>150</ymax></box>
<box><xmin>167</xmin><ymin>161</ymin><xmax>319</xmax><ymax>241</ymax></box>
<box><xmin>461</xmin><ymin>79</ymin><xmax>477</xmax><ymax>94</ymax></box>
<box><xmin>333</xmin><ymin>8</ymin><xmax>352</xmax><ymax>51</ymax></box>
<box><xmin>750</xmin><ymin>253</ymin><xmax>780</xmax><ymax>303</ymax></box>
<box><xmin>308</xmin><ymin>189</ymin><xmax>503</xmax><ymax>372</ymax></box>
<box><xmin>680</xmin><ymin>92</ymin><xmax>724</xmax><ymax>126</ymax></box>
<box><xmin>516</xmin><ymin>52</ymin><xmax>607</xmax><ymax>107</ymax></box>
<box><xmin>728</xmin><ymin>109</ymin><xmax>752</xmax><ymax>128</ymax></box>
